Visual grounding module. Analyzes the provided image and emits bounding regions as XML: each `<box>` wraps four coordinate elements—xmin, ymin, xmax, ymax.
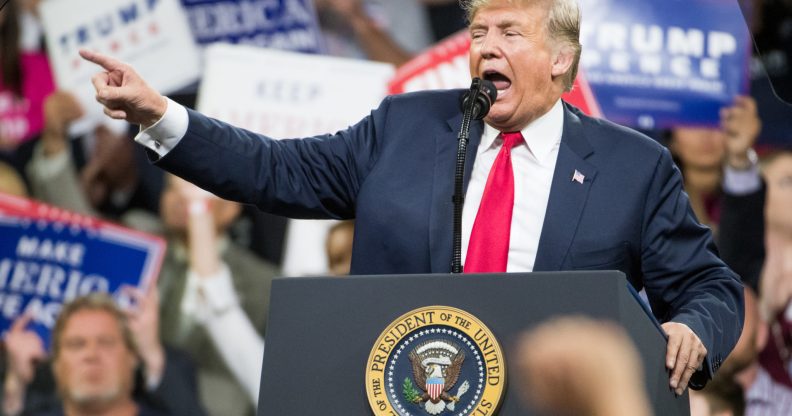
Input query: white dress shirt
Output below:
<box><xmin>461</xmin><ymin>100</ymin><xmax>564</xmax><ymax>272</ymax></box>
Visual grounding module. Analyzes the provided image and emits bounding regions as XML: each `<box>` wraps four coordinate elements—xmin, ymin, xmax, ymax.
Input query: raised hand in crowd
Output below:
<box><xmin>18</xmin><ymin>0</ymin><xmax>42</xmax><ymax>16</ymax></box>
<box><xmin>314</xmin><ymin>0</ymin><xmax>366</xmax><ymax>19</ymax></box>
<box><xmin>79</xmin><ymin>49</ymin><xmax>167</xmax><ymax>127</ymax></box>
<box><xmin>2</xmin><ymin>314</ymin><xmax>46</xmax><ymax>416</ymax></box>
<box><xmin>41</xmin><ymin>90</ymin><xmax>83</xmax><ymax>156</ymax></box>
<box><xmin>122</xmin><ymin>285</ymin><xmax>166</xmax><ymax>389</ymax></box>
<box><xmin>516</xmin><ymin>317</ymin><xmax>651</xmax><ymax>416</ymax></box>
<box><xmin>181</xmin><ymin>179</ymin><xmax>223</xmax><ymax>279</ymax></box>
<box><xmin>313</xmin><ymin>0</ymin><xmax>413</xmax><ymax>65</ymax></box>
<box><xmin>721</xmin><ymin>95</ymin><xmax>761</xmax><ymax>170</ymax></box>
<box><xmin>79</xmin><ymin>124</ymin><xmax>138</xmax><ymax>210</ymax></box>
<box><xmin>161</xmin><ymin>175</ymin><xmax>225</xmax><ymax>277</ymax></box>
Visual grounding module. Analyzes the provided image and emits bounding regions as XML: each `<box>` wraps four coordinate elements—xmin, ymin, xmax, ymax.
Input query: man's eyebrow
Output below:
<box><xmin>470</xmin><ymin>20</ymin><xmax>523</xmax><ymax>31</ymax></box>
<box><xmin>497</xmin><ymin>19</ymin><xmax>522</xmax><ymax>29</ymax></box>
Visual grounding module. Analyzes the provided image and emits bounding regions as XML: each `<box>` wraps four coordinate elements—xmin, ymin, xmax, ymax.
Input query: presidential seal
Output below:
<box><xmin>366</xmin><ymin>306</ymin><xmax>506</xmax><ymax>416</ymax></box>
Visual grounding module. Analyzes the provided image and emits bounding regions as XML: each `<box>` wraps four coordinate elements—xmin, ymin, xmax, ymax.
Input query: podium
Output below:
<box><xmin>257</xmin><ymin>271</ymin><xmax>689</xmax><ymax>415</ymax></box>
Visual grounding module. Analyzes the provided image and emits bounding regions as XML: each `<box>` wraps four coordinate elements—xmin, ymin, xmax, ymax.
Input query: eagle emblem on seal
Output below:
<box><xmin>404</xmin><ymin>340</ymin><xmax>470</xmax><ymax>415</ymax></box>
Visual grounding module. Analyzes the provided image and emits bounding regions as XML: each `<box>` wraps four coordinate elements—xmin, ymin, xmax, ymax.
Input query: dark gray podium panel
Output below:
<box><xmin>257</xmin><ymin>271</ymin><xmax>689</xmax><ymax>415</ymax></box>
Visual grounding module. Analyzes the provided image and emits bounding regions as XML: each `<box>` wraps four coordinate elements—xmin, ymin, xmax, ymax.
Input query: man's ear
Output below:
<box><xmin>551</xmin><ymin>44</ymin><xmax>575</xmax><ymax>78</ymax></box>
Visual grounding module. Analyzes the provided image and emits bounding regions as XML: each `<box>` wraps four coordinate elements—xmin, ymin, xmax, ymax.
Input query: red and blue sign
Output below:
<box><xmin>389</xmin><ymin>0</ymin><xmax>750</xmax><ymax>130</ymax></box>
<box><xmin>0</xmin><ymin>194</ymin><xmax>165</xmax><ymax>349</ymax></box>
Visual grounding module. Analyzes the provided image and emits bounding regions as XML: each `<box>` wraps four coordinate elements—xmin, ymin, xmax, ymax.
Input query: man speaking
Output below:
<box><xmin>80</xmin><ymin>0</ymin><xmax>742</xmax><ymax>398</ymax></box>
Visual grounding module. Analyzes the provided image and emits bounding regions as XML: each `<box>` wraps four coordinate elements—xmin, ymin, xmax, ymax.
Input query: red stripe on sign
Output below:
<box><xmin>560</xmin><ymin>68</ymin><xmax>603</xmax><ymax>118</ymax></box>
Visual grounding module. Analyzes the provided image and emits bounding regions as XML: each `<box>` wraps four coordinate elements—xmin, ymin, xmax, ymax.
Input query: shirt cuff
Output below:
<box><xmin>134</xmin><ymin>97</ymin><xmax>189</xmax><ymax>158</ymax></box>
<box><xmin>723</xmin><ymin>164</ymin><xmax>762</xmax><ymax>196</ymax></box>
<box><xmin>182</xmin><ymin>263</ymin><xmax>239</xmax><ymax>322</ymax></box>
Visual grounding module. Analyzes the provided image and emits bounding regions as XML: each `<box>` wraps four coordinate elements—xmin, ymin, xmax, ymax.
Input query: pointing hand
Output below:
<box><xmin>79</xmin><ymin>49</ymin><xmax>167</xmax><ymax>127</ymax></box>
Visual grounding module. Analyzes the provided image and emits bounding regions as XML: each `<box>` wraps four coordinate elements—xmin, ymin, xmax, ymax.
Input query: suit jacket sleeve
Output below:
<box><xmin>152</xmin><ymin>97</ymin><xmax>396</xmax><ymax>220</ymax></box>
<box><xmin>640</xmin><ymin>148</ymin><xmax>744</xmax><ymax>388</ymax></box>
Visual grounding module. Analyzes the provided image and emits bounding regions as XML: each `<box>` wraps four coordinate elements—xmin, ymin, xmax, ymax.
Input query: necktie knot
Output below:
<box><xmin>500</xmin><ymin>131</ymin><xmax>524</xmax><ymax>149</ymax></box>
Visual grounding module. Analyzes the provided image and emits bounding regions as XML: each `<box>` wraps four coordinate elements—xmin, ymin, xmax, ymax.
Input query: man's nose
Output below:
<box><xmin>82</xmin><ymin>342</ymin><xmax>102</xmax><ymax>361</ymax></box>
<box><xmin>478</xmin><ymin>33</ymin><xmax>501</xmax><ymax>59</ymax></box>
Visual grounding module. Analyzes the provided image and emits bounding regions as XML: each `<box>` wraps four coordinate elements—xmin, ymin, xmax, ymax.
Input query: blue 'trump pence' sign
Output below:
<box><xmin>579</xmin><ymin>0</ymin><xmax>751</xmax><ymax>129</ymax></box>
<box><xmin>180</xmin><ymin>0</ymin><xmax>324</xmax><ymax>53</ymax></box>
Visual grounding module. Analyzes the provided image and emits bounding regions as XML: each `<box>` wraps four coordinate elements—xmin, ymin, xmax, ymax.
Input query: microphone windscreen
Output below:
<box><xmin>461</xmin><ymin>78</ymin><xmax>498</xmax><ymax>120</ymax></box>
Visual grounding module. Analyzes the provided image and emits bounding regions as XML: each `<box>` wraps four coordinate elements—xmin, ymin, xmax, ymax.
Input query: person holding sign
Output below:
<box><xmin>1</xmin><ymin>290</ymin><xmax>205</xmax><ymax>416</ymax></box>
<box><xmin>80</xmin><ymin>0</ymin><xmax>742</xmax><ymax>396</ymax></box>
<box><xmin>668</xmin><ymin>96</ymin><xmax>762</xmax><ymax>231</ymax></box>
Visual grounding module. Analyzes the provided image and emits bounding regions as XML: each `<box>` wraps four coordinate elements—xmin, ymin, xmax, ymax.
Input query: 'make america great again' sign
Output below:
<box><xmin>0</xmin><ymin>194</ymin><xmax>164</xmax><ymax>348</ymax></box>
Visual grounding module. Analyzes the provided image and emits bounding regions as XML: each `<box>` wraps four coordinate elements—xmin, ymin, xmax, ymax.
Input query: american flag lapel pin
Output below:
<box><xmin>572</xmin><ymin>170</ymin><xmax>585</xmax><ymax>184</ymax></box>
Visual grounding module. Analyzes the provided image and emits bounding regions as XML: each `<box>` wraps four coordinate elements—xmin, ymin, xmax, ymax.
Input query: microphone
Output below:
<box><xmin>461</xmin><ymin>78</ymin><xmax>497</xmax><ymax>120</ymax></box>
<box><xmin>451</xmin><ymin>78</ymin><xmax>497</xmax><ymax>273</ymax></box>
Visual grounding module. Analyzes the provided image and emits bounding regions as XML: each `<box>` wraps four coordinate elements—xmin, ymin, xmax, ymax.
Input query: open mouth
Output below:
<box><xmin>483</xmin><ymin>70</ymin><xmax>512</xmax><ymax>93</ymax></box>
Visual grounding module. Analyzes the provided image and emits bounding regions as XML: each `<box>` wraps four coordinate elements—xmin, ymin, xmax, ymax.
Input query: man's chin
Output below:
<box><xmin>484</xmin><ymin>111</ymin><xmax>516</xmax><ymax>131</ymax></box>
<box><xmin>68</xmin><ymin>385</ymin><xmax>122</xmax><ymax>408</ymax></box>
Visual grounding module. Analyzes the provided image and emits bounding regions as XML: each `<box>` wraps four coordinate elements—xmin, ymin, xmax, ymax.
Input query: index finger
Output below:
<box><xmin>733</xmin><ymin>95</ymin><xmax>756</xmax><ymax>112</ymax></box>
<box><xmin>79</xmin><ymin>49</ymin><xmax>125</xmax><ymax>72</ymax></box>
<box><xmin>10</xmin><ymin>313</ymin><xmax>34</xmax><ymax>332</ymax></box>
<box><xmin>662</xmin><ymin>323</ymin><xmax>681</xmax><ymax>368</ymax></box>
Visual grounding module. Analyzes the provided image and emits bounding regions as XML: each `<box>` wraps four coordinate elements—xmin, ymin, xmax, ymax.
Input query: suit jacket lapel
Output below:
<box><xmin>533</xmin><ymin>104</ymin><xmax>598</xmax><ymax>271</ymax></box>
<box><xmin>428</xmin><ymin>113</ymin><xmax>483</xmax><ymax>273</ymax></box>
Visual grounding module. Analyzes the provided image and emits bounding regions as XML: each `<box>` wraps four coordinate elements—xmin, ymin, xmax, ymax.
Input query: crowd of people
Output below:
<box><xmin>0</xmin><ymin>0</ymin><xmax>791</xmax><ymax>415</ymax></box>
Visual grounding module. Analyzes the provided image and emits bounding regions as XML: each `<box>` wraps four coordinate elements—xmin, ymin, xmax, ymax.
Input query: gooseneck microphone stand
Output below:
<box><xmin>451</xmin><ymin>78</ymin><xmax>494</xmax><ymax>274</ymax></box>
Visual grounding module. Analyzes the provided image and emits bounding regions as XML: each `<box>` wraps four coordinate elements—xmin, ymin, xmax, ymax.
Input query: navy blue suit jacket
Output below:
<box><xmin>155</xmin><ymin>89</ymin><xmax>743</xmax><ymax>386</ymax></box>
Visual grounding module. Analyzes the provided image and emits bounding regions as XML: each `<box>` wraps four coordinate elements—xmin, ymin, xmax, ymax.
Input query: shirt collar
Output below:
<box><xmin>480</xmin><ymin>99</ymin><xmax>564</xmax><ymax>165</ymax></box>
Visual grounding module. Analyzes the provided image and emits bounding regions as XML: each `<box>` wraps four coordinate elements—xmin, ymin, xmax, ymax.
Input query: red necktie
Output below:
<box><xmin>465</xmin><ymin>131</ymin><xmax>524</xmax><ymax>273</ymax></box>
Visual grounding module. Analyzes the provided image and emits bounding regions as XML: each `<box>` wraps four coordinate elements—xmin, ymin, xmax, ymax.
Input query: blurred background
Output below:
<box><xmin>0</xmin><ymin>0</ymin><xmax>791</xmax><ymax>415</ymax></box>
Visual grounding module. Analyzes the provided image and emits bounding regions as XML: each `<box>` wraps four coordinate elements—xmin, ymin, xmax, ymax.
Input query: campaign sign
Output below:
<box><xmin>0</xmin><ymin>194</ymin><xmax>165</xmax><ymax>349</ymax></box>
<box><xmin>39</xmin><ymin>0</ymin><xmax>201</xmax><ymax>136</ymax></box>
<box><xmin>180</xmin><ymin>0</ymin><xmax>324</xmax><ymax>53</ymax></box>
<box><xmin>578</xmin><ymin>0</ymin><xmax>750</xmax><ymax>129</ymax></box>
<box><xmin>389</xmin><ymin>0</ymin><xmax>750</xmax><ymax>129</ymax></box>
<box><xmin>197</xmin><ymin>43</ymin><xmax>394</xmax><ymax>138</ymax></box>
<box><xmin>197</xmin><ymin>44</ymin><xmax>393</xmax><ymax>276</ymax></box>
